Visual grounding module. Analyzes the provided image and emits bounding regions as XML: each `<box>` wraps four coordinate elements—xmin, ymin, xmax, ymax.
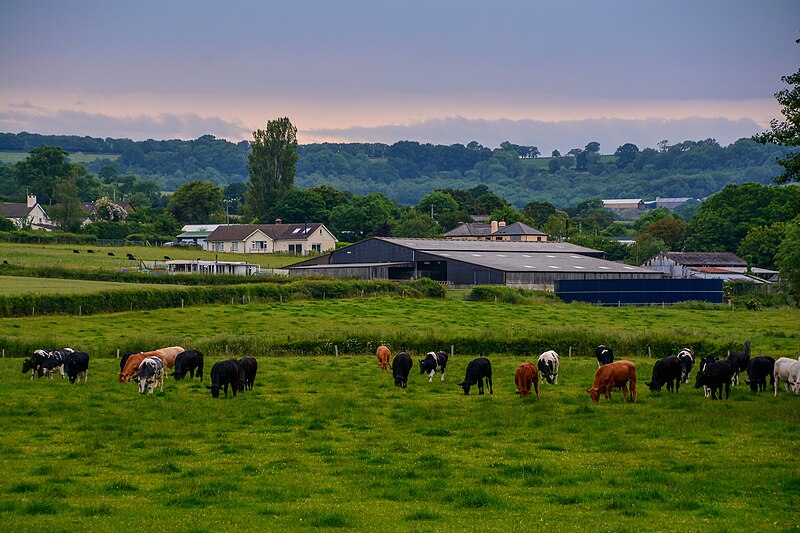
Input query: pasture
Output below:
<box><xmin>0</xmin><ymin>275</ymin><xmax>180</xmax><ymax>296</ymax></box>
<box><xmin>0</xmin><ymin>353</ymin><xmax>798</xmax><ymax>532</ymax></box>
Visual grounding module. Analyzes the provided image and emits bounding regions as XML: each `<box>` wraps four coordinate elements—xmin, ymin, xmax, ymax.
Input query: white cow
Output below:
<box><xmin>537</xmin><ymin>350</ymin><xmax>559</xmax><ymax>385</ymax></box>
<box><xmin>773</xmin><ymin>357</ymin><xmax>800</xmax><ymax>396</ymax></box>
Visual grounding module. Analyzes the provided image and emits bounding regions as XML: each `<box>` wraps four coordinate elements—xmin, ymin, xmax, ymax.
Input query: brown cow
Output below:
<box><xmin>119</xmin><ymin>352</ymin><xmax>150</xmax><ymax>383</ymax></box>
<box><xmin>515</xmin><ymin>362</ymin><xmax>539</xmax><ymax>398</ymax></box>
<box><xmin>586</xmin><ymin>360</ymin><xmax>637</xmax><ymax>403</ymax></box>
<box><xmin>153</xmin><ymin>346</ymin><xmax>185</xmax><ymax>369</ymax></box>
<box><xmin>376</xmin><ymin>345</ymin><xmax>391</xmax><ymax>371</ymax></box>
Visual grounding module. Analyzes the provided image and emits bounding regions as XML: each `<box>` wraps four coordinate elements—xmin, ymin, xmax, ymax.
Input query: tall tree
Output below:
<box><xmin>245</xmin><ymin>117</ymin><xmax>298</xmax><ymax>221</ymax></box>
<box><xmin>776</xmin><ymin>216</ymin><xmax>800</xmax><ymax>298</ymax></box>
<box><xmin>753</xmin><ymin>38</ymin><xmax>800</xmax><ymax>184</ymax></box>
<box><xmin>48</xmin><ymin>178</ymin><xmax>85</xmax><ymax>232</ymax></box>
<box><xmin>167</xmin><ymin>180</ymin><xmax>223</xmax><ymax>224</ymax></box>
<box><xmin>13</xmin><ymin>145</ymin><xmax>85</xmax><ymax>204</ymax></box>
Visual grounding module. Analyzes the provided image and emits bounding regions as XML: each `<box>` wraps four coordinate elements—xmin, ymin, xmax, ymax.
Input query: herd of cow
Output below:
<box><xmin>21</xmin><ymin>345</ymin><xmax>259</xmax><ymax>398</ymax></box>
<box><xmin>379</xmin><ymin>342</ymin><xmax>800</xmax><ymax>402</ymax></box>
<box><xmin>20</xmin><ymin>340</ymin><xmax>800</xmax><ymax>402</ymax></box>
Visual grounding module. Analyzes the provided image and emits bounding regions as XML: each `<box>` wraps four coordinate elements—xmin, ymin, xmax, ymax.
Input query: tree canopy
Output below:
<box><xmin>245</xmin><ymin>117</ymin><xmax>299</xmax><ymax>221</ymax></box>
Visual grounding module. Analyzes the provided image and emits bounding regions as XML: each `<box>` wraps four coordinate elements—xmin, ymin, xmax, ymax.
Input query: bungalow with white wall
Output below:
<box><xmin>205</xmin><ymin>222</ymin><xmax>337</xmax><ymax>255</ymax></box>
<box><xmin>0</xmin><ymin>195</ymin><xmax>53</xmax><ymax>230</ymax></box>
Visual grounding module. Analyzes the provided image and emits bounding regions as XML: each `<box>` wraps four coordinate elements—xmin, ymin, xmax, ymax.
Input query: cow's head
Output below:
<box><xmin>694</xmin><ymin>372</ymin><xmax>706</xmax><ymax>389</ymax></box>
<box><xmin>745</xmin><ymin>379</ymin><xmax>759</xmax><ymax>393</ymax></box>
<box><xmin>586</xmin><ymin>387</ymin><xmax>600</xmax><ymax>403</ymax></box>
<box><xmin>646</xmin><ymin>380</ymin><xmax>663</xmax><ymax>392</ymax></box>
<box><xmin>21</xmin><ymin>359</ymin><xmax>35</xmax><ymax>374</ymax></box>
<box><xmin>418</xmin><ymin>359</ymin><xmax>430</xmax><ymax>374</ymax></box>
<box><xmin>459</xmin><ymin>381</ymin><xmax>471</xmax><ymax>395</ymax></box>
<box><xmin>206</xmin><ymin>385</ymin><xmax>221</xmax><ymax>398</ymax></box>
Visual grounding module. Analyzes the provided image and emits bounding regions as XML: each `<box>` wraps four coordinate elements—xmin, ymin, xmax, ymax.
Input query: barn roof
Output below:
<box><xmin>424</xmin><ymin>250</ymin><xmax>654</xmax><ymax>274</ymax></box>
<box><xmin>661</xmin><ymin>252</ymin><xmax>747</xmax><ymax>267</ymax></box>
<box><xmin>375</xmin><ymin>237</ymin><xmax>599</xmax><ymax>255</ymax></box>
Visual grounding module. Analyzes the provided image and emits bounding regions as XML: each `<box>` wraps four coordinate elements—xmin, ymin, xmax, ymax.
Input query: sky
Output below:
<box><xmin>1</xmin><ymin>0</ymin><xmax>798</xmax><ymax>154</ymax></box>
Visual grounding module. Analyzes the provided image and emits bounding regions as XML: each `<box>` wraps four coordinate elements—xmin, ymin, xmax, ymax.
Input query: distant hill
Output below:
<box><xmin>0</xmin><ymin>132</ymin><xmax>792</xmax><ymax>207</ymax></box>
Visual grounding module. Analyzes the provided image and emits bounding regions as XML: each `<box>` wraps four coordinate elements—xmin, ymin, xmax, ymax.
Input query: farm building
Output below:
<box><xmin>655</xmin><ymin>197</ymin><xmax>696</xmax><ymax>210</ymax></box>
<box><xmin>205</xmin><ymin>222</ymin><xmax>337</xmax><ymax>255</ymax></box>
<box><xmin>166</xmin><ymin>259</ymin><xmax>261</xmax><ymax>276</ymax></box>
<box><xmin>0</xmin><ymin>194</ymin><xmax>53</xmax><ymax>230</ymax></box>
<box><xmin>445</xmin><ymin>220</ymin><xmax>548</xmax><ymax>242</ymax></box>
<box><xmin>641</xmin><ymin>252</ymin><xmax>777</xmax><ymax>283</ymax></box>
<box><xmin>174</xmin><ymin>224</ymin><xmax>231</xmax><ymax>247</ymax></box>
<box><xmin>286</xmin><ymin>237</ymin><xmax>660</xmax><ymax>290</ymax></box>
<box><xmin>602</xmin><ymin>198</ymin><xmax>645</xmax><ymax>211</ymax></box>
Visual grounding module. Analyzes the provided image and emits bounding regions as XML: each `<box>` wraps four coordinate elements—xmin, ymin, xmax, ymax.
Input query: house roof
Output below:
<box><xmin>493</xmin><ymin>221</ymin><xmax>547</xmax><ymax>236</ymax></box>
<box><xmin>444</xmin><ymin>222</ymin><xmax>492</xmax><ymax>237</ymax></box>
<box><xmin>80</xmin><ymin>200</ymin><xmax>135</xmax><ymax>213</ymax></box>
<box><xmin>662</xmin><ymin>252</ymin><xmax>747</xmax><ymax>267</ymax></box>
<box><xmin>0</xmin><ymin>202</ymin><xmax>33</xmax><ymax>218</ymax></box>
<box><xmin>207</xmin><ymin>223</ymin><xmax>325</xmax><ymax>242</ymax></box>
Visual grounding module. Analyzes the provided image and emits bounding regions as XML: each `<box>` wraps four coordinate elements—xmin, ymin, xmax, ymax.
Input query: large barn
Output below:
<box><xmin>287</xmin><ymin>237</ymin><xmax>660</xmax><ymax>290</ymax></box>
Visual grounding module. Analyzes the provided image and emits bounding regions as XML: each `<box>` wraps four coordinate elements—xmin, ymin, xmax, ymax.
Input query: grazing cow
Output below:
<box><xmin>745</xmin><ymin>356</ymin><xmax>775</xmax><ymax>393</ymax></box>
<box><xmin>419</xmin><ymin>350</ymin><xmax>449</xmax><ymax>382</ymax></box>
<box><xmin>119</xmin><ymin>352</ymin><xmax>153</xmax><ymax>383</ymax></box>
<box><xmin>392</xmin><ymin>352</ymin><xmax>413</xmax><ymax>388</ymax></box>
<box><xmin>127</xmin><ymin>253</ymin><xmax>136</xmax><ymax>260</ymax></box>
<box><xmin>238</xmin><ymin>357</ymin><xmax>258</xmax><ymax>391</ymax></box>
<box><xmin>586</xmin><ymin>360</ymin><xmax>637</xmax><ymax>403</ymax></box>
<box><xmin>73</xmin><ymin>249</ymin><xmax>79</xmax><ymax>254</ymax></box>
<box><xmin>595</xmin><ymin>345</ymin><xmax>614</xmax><ymax>367</ymax></box>
<box><xmin>119</xmin><ymin>351</ymin><xmax>140</xmax><ymax>373</ymax></box>
<box><xmin>694</xmin><ymin>359</ymin><xmax>734</xmax><ymax>400</ymax></box>
<box><xmin>87</xmin><ymin>249</ymin><xmax>94</xmax><ymax>254</ymax></box>
<box><xmin>22</xmin><ymin>348</ymin><xmax>73</xmax><ymax>380</ymax></box>
<box><xmin>173</xmin><ymin>350</ymin><xmax>204</xmax><ymax>380</ymax></box>
<box><xmin>773</xmin><ymin>357</ymin><xmax>800</xmax><ymax>396</ymax></box>
<box><xmin>138</xmin><ymin>356</ymin><xmax>165</xmax><ymax>395</ymax></box>
<box><xmin>459</xmin><ymin>357</ymin><xmax>493</xmax><ymax>395</ymax></box>
<box><xmin>152</xmin><ymin>346</ymin><xmax>184</xmax><ymax>369</ymax></box>
<box><xmin>108</xmin><ymin>252</ymin><xmax>115</xmax><ymax>257</ymax></box>
<box><xmin>206</xmin><ymin>359</ymin><xmax>242</xmax><ymax>398</ymax></box>
<box><xmin>163</xmin><ymin>255</ymin><xmax>171</xmax><ymax>261</ymax></box>
<box><xmin>645</xmin><ymin>356</ymin><xmax>683</xmax><ymax>392</ymax></box>
<box><xmin>515</xmin><ymin>362</ymin><xmax>539</xmax><ymax>398</ymax></box>
<box><xmin>727</xmin><ymin>340</ymin><xmax>751</xmax><ymax>386</ymax></box>
<box><xmin>63</xmin><ymin>351</ymin><xmax>90</xmax><ymax>384</ymax></box>
<box><xmin>676</xmin><ymin>347</ymin><xmax>694</xmax><ymax>384</ymax></box>
<box><xmin>697</xmin><ymin>356</ymin><xmax>719</xmax><ymax>397</ymax></box>
<box><xmin>537</xmin><ymin>350</ymin><xmax>559</xmax><ymax>385</ymax></box>
<box><xmin>376</xmin><ymin>345</ymin><xmax>391</xmax><ymax>371</ymax></box>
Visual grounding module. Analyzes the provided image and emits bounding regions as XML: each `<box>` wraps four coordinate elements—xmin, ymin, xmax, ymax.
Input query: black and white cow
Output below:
<box><xmin>745</xmin><ymin>356</ymin><xmax>775</xmax><ymax>393</ymax></box>
<box><xmin>676</xmin><ymin>347</ymin><xmax>694</xmax><ymax>384</ymax></box>
<box><xmin>595</xmin><ymin>345</ymin><xmax>614</xmax><ymax>367</ymax></box>
<box><xmin>173</xmin><ymin>350</ymin><xmax>204</xmax><ymax>381</ymax></box>
<box><xmin>537</xmin><ymin>350</ymin><xmax>559</xmax><ymax>385</ymax></box>
<box><xmin>137</xmin><ymin>356</ymin><xmax>165</xmax><ymax>395</ymax></box>
<box><xmin>694</xmin><ymin>358</ymin><xmax>734</xmax><ymax>400</ymax></box>
<box><xmin>727</xmin><ymin>340</ymin><xmax>751</xmax><ymax>386</ymax></box>
<box><xmin>63</xmin><ymin>351</ymin><xmax>90</xmax><ymax>384</ymax></box>
<box><xmin>392</xmin><ymin>352</ymin><xmax>413</xmax><ymax>388</ymax></box>
<box><xmin>238</xmin><ymin>357</ymin><xmax>258</xmax><ymax>391</ymax></box>
<box><xmin>418</xmin><ymin>351</ymin><xmax>448</xmax><ymax>382</ymax></box>
<box><xmin>22</xmin><ymin>348</ymin><xmax>72</xmax><ymax>379</ymax></box>
<box><xmin>459</xmin><ymin>357</ymin><xmax>493</xmax><ymax>395</ymax></box>
<box><xmin>646</xmin><ymin>355</ymin><xmax>683</xmax><ymax>392</ymax></box>
<box><xmin>207</xmin><ymin>359</ymin><xmax>242</xmax><ymax>398</ymax></box>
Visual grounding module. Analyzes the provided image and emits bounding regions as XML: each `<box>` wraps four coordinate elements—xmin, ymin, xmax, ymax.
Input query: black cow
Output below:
<box><xmin>646</xmin><ymin>355</ymin><xmax>683</xmax><ymax>392</ymax></box>
<box><xmin>676</xmin><ymin>348</ymin><xmax>694</xmax><ymax>383</ymax></box>
<box><xmin>745</xmin><ymin>356</ymin><xmax>775</xmax><ymax>393</ymax></box>
<box><xmin>238</xmin><ymin>357</ymin><xmax>258</xmax><ymax>391</ymax></box>
<box><xmin>63</xmin><ymin>351</ymin><xmax>90</xmax><ymax>384</ymax></box>
<box><xmin>418</xmin><ymin>351</ymin><xmax>448</xmax><ymax>382</ymax></box>
<box><xmin>695</xmin><ymin>359</ymin><xmax>735</xmax><ymax>400</ymax></box>
<box><xmin>206</xmin><ymin>359</ymin><xmax>242</xmax><ymax>398</ymax></box>
<box><xmin>459</xmin><ymin>357</ymin><xmax>493</xmax><ymax>395</ymax></box>
<box><xmin>392</xmin><ymin>352</ymin><xmax>413</xmax><ymax>388</ymax></box>
<box><xmin>595</xmin><ymin>345</ymin><xmax>614</xmax><ymax>367</ymax></box>
<box><xmin>727</xmin><ymin>340</ymin><xmax>751</xmax><ymax>386</ymax></box>
<box><xmin>108</xmin><ymin>252</ymin><xmax>115</xmax><ymax>257</ymax></box>
<box><xmin>173</xmin><ymin>350</ymin><xmax>204</xmax><ymax>381</ymax></box>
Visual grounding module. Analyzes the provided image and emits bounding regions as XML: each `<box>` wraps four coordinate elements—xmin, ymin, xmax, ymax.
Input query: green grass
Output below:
<box><xmin>0</xmin><ymin>354</ymin><xmax>797</xmax><ymax>531</ymax></box>
<box><xmin>0</xmin><ymin>151</ymin><xmax>119</xmax><ymax>164</ymax></box>
<box><xmin>0</xmin><ymin>242</ymin><xmax>303</xmax><ymax>270</ymax></box>
<box><xmin>0</xmin><ymin>275</ymin><xmax>181</xmax><ymax>295</ymax></box>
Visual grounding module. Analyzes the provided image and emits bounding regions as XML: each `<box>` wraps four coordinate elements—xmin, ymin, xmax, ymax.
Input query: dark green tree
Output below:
<box><xmin>270</xmin><ymin>188</ymin><xmax>329</xmax><ymax>224</ymax></box>
<box><xmin>753</xmin><ymin>38</ymin><xmax>800</xmax><ymax>183</ymax></box>
<box><xmin>13</xmin><ymin>146</ymin><xmax>86</xmax><ymax>204</ymax></box>
<box><xmin>328</xmin><ymin>193</ymin><xmax>395</xmax><ymax>241</ymax></box>
<box><xmin>48</xmin><ymin>178</ymin><xmax>85</xmax><ymax>232</ymax></box>
<box><xmin>0</xmin><ymin>213</ymin><xmax>15</xmax><ymax>231</ymax></box>
<box><xmin>245</xmin><ymin>117</ymin><xmax>298</xmax><ymax>220</ymax></box>
<box><xmin>392</xmin><ymin>210</ymin><xmax>442</xmax><ymax>238</ymax></box>
<box><xmin>167</xmin><ymin>180</ymin><xmax>223</xmax><ymax>224</ymax></box>
<box><xmin>614</xmin><ymin>143</ymin><xmax>639</xmax><ymax>168</ymax></box>
<box><xmin>637</xmin><ymin>217</ymin><xmax>688</xmax><ymax>251</ymax></box>
<box><xmin>522</xmin><ymin>201</ymin><xmax>557</xmax><ymax>229</ymax></box>
<box><xmin>776</xmin><ymin>216</ymin><xmax>800</xmax><ymax>298</ymax></box>
<box><xmin>737</xmin><ymin>223</ymin><xmax>786</xmax><ymax>269</ymax></box>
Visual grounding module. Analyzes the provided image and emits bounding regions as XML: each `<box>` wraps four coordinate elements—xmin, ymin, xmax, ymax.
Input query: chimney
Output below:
<box><xmin>274</xmin><ymin>218</ymin><xmax>281</xmax><ymax>225</ymax></box>
<box><xmin>490</xmin><ymin>220</ymin><xmax>498</xmax><ymax>234</ymax></box>
<box><xmin>499</xmin><ymin>220</ymin><xmax>506</xmax><ymax>228</ymax></box>
<box><xmin>27</xmin><ymin>194</ymin><xmax>36</xmax><ymax>208</ymax></box>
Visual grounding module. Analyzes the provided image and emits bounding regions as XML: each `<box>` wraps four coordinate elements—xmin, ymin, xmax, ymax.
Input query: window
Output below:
<box><xmin>312</xmin><ymin>243</ymin><xmax>321</xmax><ymax>253</ymax></box>
<box><xmin>288</xmin><ymin>244</ymin><xmax>302</xmax><ymax>254</ymax></box>
<box><xmin>211</xmin><ymin>241</ymin><xmax>224</xmax><ymax>252</ymax></box>
<box><xmin>251</xmin><ymin>241</ymin><xmax>268</xmax><ymax>251</ymax></box>
<box><xmin>231</xmin><ymin>241</ymin><xmax>239</xmax><ymax>252</ymax></box>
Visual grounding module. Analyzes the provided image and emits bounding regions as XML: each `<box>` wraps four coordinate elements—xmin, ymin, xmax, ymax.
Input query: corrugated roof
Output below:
<box><xmin>662</xmin><ymin>252</ymin><xmax>746</xmax><ymax>267</ymax></box>
<box><xmin>426</xmin><ymin>250</ymin><xmax>655</xmax><ymax>274</ymax></box>
<box><xmin>377</xmin><ymin>237</ymin><xmax>600</xmax><ymax>255</ymax></box>
<box><xmin>207</xmin><ymin>223</ymin><xmax>324</xmax><ymax>241</ymax></box>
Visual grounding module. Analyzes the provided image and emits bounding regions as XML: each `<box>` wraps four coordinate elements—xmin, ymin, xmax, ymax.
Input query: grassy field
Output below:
<box><xmin>0</xmin><ymin>151</ymin><xmax>119</xmax><ymax>164</ymax></box>
<box><xmin>0</xmin><ymin>353</ymin><xmax>797</xmax><ymax>532</ymax></box>
<box><xmin>0</xmin><ymin>275</ymin><xmax>181</xmax><ymax>295</ymax></box>
<box><xmin>0</xmin><ymin>243</ymin><xmax>302</xmax><ymax>271</ymax></box>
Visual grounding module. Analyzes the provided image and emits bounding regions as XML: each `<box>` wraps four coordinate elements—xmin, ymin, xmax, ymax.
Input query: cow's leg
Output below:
<box><xmin>428</xmin><ymin>370</ymin><xmax>435</xmax><ymax>383</ymax></box>
<box><xmin>554</xmin><ymin>372</ymin><xmax>558</xmax><ymax>385</ymax></box>
<box><xmin>488</xmin><ymin>374</ymin><xmax>493</xmax><ymax>394</ymax></box>
<box><xmin>477</xmin><ymin>378</ymin><xmax>484</xmax><ymax>395</ymax></box>
<box><xmin>725</xmin><ymin>382</ymin><xmax>730</xmax><ymax>399</ymax></box>
<box><xmin>620</xmin><ymin>384</ymin><xmax>628</xmax><ymax>402</ymax></box>
<box><xmin>440</xmin><ymin>370</ymin><xmax>445</xmax><ymax>381</ymax></box>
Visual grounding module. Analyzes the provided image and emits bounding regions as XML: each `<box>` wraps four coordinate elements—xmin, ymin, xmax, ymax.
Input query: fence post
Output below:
<box><xmin>451</xmin><ymin>345</ymin><xmax>454</xmax><ymax>358</ymax></box>
<box><xmin>335</xmin><ymin>345</ymin><xmax>339</xmax><ymax>356</ymax></box>
<box><xmin>569</xmin><ymin>346</ymin><xmax>572</xmax><ymax>357</ymax></box>
<box><xmin>79</xmin><ymin>305</ymin><xmax>81</xmax><ymax>317</ymax></box>
<box><xmin>116</xmin><ymin>349</ymin><xmax>120</xmax><ymax>359</ymax></box>
<box><xmin>181</xmin><ymin>299</ymin><xmax>184</xmax><ymax>308</ymax></box>
<box><xmin>648</xmin><ymin>346</ymin><xmax>652</xmax><ymax>358</ymax></box>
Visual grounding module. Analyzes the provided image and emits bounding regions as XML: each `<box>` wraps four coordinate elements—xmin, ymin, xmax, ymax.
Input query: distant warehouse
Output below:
<box><xmin>286</xmin><ymin>237</ymin><xmax>661</xmax><ymax>290</ymax></box>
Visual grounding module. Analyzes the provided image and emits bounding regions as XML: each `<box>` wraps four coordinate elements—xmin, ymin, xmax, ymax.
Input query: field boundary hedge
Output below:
<box><xmin>0</xmin><ymin>277</ymin><xmax>445</xmax><ymax>317</ymax></box>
